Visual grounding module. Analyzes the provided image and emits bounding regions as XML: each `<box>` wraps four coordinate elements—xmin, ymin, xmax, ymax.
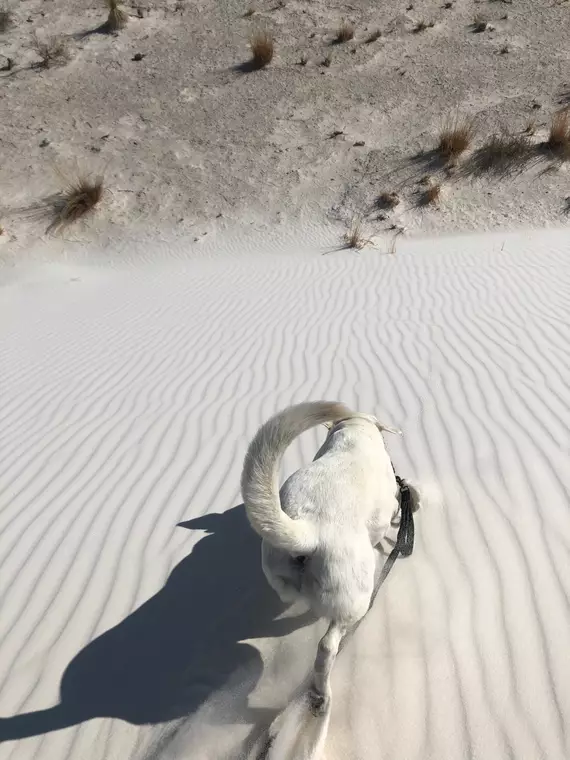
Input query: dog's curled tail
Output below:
<box><xmin>241</xmin><ymin>401</ymin><xmax>353</xmax><ymax>553</ymax></box>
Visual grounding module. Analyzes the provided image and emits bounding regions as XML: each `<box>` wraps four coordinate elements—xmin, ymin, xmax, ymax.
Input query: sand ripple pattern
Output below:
<box><xmin>1</xmin><ymin>230</ymin><xmax>569</xmax><ymax>760</ymax></box>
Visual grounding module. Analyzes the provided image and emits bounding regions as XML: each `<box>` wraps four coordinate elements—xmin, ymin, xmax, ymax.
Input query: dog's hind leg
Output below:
<box><xmin>308</xmin><ymin>621</ymin><xmax>345</xmax><ymax>716</ymax></box>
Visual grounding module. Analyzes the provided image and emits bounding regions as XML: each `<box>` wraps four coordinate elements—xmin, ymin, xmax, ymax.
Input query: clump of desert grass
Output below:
<box><xmin>377</xmin><ymin>191</ymin><xmax>400</xmax><ymax>209</ymax></box>
<box><xmin>48</xmin><ymin>172</ymin><xmax>104</xmax><ymax>232</ymax></box>
<box><xmin>243</xmin><ymin>5</ymin><xmax>256</xmax><ymax>17</ymax></box>
<box><xmin>249</xmin><ymin>30</ymin><xmax>274</xmax><ymax>68</ymax></box>
<box><xmin>546</xmin><ymin>108</ymin><xmax>570</xmax><ymax>160</ymax></box>
<box><xmin>343</xmin><ymin>216</ymin><xmax>371</xmax><ymax>249</ymax></box>
<box><xmin>438</xmin><ymin>115</ymin><xmax>475</xmax><ymax>162</ymax></box>
<box><xmin>412</xmin><ymin>19</ymin><xmax>434</xmax><ymax>33</ymax></box>
<box><xmin>467</xmin><ymin>131</ymin><xmax>534</xmax><ymax>176</ymax></box>
<box><xmin>0</xmin><ymin>6</ymin><xmax>13</xmax><ymax>32</ymax></box>
<box><xmin>105</xmin><ymin>0</ymin><xmax>129</xmax><ymax>31</ymax></box>
<box><xmin>421</xmin><ymin>182</ymin><xmax>441</xmax><ymax>205</ymax></box>
<box><xmin>334</xmin><ymin>20</ymin><xmax>354</xmax><ymax>43</ymax></box>
<box><xmin>31</xmin><ymin>33</ymin><xmax>71</xmax><ymax>68</ymax></box>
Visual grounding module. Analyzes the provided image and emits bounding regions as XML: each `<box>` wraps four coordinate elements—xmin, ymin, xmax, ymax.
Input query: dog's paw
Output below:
<box><xmin>308</xmin><ymin>688</ymin><xmax>330</xmax><ymax>717</ymax></box>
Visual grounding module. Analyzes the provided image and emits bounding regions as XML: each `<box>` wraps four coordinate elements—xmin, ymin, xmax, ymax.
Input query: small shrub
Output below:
<box><xmin>413</xmin><ymin>19</ymin><xmax>434</xmax><ymax>33</ymax></box>
<box><xmin>321</xmin><ymin>53</ymin><xmax>331</xmax><ymax>67</ymax></box>
<box><xmin>32</xmin><ymin>33</ymin><xmax>71</xmax><ymax>68</ymax></box>
<box><xmin>422</xmin><ymin>183</ymin><xmax>441</xmax><ymax>205</ymax></box>
<box><xmin>343</xmin><ymin>217</ymin><xmax>370</xmax><ymax>249</ymax></box>
<box><xmin>547</xmin><ymin>109</ymin><xmax>570</xmax><ymax>159</ymax></box>
<box><xmin>0</xmin><ymin>6</ymin><xmax>13</xmax><ymax>32</ymax></box>
<box><xmin>377</xmin><ymin>191</ymin><xmax>400</xmax><ymax>209</ymax></box>
<box><xmin>106</xmin><ymin>0</ymin><xmax>129</xmax><ymax>30</ymax></box>
<box><xmin>243</xmin><ymin>5</ymin><xmax>256</xmax><ymax>17</ymax></box>
<box><xmin>297</xmin><ymin>53</ymin><xmax>308</xmax><ymax>66</ymax></box>
<box><xmin>249</xmin><ymin>30</ymin><xmax>274</xmax><ymax>68</ymax></box>
<box><xmin>438</xmin><ymin>115</ymin><xmax>475</xmax><ymax>161</ymax></box>
<box><xmin>49</xmin><ymin>174</ymin><xmax>104</xmax><ymax>231</ymax></box>
<box><xmin>335</xmin><ymin>20</ymin><xmax>354</xmax><ymax>43</ymax></box>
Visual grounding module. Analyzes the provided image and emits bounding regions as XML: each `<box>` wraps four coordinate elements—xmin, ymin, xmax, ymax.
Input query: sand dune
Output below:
<box><xmin>1</xmin><ymin>227</ymin><xmax>570</xmax><ymax>760</ymax></box>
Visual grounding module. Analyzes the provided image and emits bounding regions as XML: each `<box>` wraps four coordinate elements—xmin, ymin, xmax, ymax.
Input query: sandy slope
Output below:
<box><xmin>1</xmin><ymin>227</ymin><xmax>569</xmax><ymax>760</ymax></box>
<box><xmin>1</xmin><ymin>0</ymin><xmax>570</xmax><ymax>251</ymax></box>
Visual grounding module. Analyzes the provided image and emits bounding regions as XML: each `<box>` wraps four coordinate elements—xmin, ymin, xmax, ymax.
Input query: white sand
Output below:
<box><xmin>1</xmin><ymin>226</ymin><xmax>569</xmax><ymax>760</ymax></box>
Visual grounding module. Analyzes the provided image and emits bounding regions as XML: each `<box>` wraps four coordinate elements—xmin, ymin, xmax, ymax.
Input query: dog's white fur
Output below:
<box><xmin>241</xmin><ymin>401</ymin><xmax>420</xmax><ymax>717</ymax></box>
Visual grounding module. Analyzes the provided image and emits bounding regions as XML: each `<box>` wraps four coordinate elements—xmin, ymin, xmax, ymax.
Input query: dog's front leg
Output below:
<box><xmin>308</xmin><ymin>621</ymin><xmax>345</xmax><ymax>716</ymax></box>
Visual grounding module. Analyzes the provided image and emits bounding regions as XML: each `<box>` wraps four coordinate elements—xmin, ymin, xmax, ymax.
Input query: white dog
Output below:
<box><xmin>241</xmin><ymin>400</ymin><xmax>420</xmax><ymax>717</ymax></box>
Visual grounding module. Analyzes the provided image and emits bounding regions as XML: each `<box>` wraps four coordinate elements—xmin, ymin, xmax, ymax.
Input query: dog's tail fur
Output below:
<box><xmin>241</xmin><ymin>401</ymin><xmax>353</xmax><ymax>553</ymax></box>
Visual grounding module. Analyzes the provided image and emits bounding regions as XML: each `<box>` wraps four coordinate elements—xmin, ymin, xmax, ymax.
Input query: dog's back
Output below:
<box><xmin>279</xmin><ymin>418</ymin><xmax>397</xmax><ymax>528</ymax></box>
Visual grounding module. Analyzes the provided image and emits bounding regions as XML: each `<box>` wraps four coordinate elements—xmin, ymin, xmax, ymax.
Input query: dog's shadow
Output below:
<box><xmin>0</xmin><ymin>505</ymin><xmax>306</xmax><ymax>743</ymax></box>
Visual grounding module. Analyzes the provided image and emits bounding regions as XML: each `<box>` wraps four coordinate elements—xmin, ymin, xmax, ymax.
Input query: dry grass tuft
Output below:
<box><xmin>32</xmin><ymin>33</ymin><xmax>71</xmax><ymax>68</ymax></box>
<box><xmin>365</xmin><ymin>29</ymin><xmax>381</xmax><ymax>43</ymax></box>
<box><xmin>377</xmin><ymin>191</ymin><xmax>400</xmax><ymax>209</ymax></box>
<box><xmin>343</xmin><ymin>216</ymin><xmax>370</xmax><ymax>249</ymax></box>
<box><xmin>249</xmin><ymin>30</ymin><xmax>274</xmax><ymax>68</ymax></box>
<box><xmin>467</xmin><ymin>131</ymin><xmax>534</xmax><ymax>176</ymax></box>
<box><xmin>546</xmin><ymin>109</ymin><xmax>570</xmax><ymax>160</ymax></box>
<box><xmin>49</xmin><ymin>174</ymin><xmax>104</xmax><ymax>232</ymax></box>
<box><xmin>106</xmin><ymin>0</ymin><xmax>129</xmax><ymax>30</ymax></box>
<box><xmin>334</xmin><ymin>20</ymin><xmax>354</xmax><ymax>43</ymax></box>
<box><xmin>422</xmin><ymin>183</ymin><xmax>441</xmax><ymax>205</ymax></box>
<box><xmin>438</xmin><ymin>115</ymin><xmax>475</xmax><ymax>161</ymax></box>
<box><xmin>0</xmin><ymin>6</ymin><xmax>13</xmax><ymax>32</ymax></box>
<box><xmin>243</xmin><ymin>5</ymin><xmax>256</xmax><ymax>17</ymax></box>
<box><xmin>413</xmin><ymin>19</ymin><xmax>434</xmax><ymax>33</ymax></box>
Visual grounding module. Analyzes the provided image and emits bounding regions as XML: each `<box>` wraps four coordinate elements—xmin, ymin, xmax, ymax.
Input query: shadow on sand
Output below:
<box><xmin>0</xmin><ymin>505</ymin><xmax>306</xmax><ymax>744</ymax></box>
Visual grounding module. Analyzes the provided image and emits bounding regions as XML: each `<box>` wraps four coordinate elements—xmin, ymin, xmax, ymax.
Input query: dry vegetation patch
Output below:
<box><xmin>32</xmin><ymin>33</ymin><xmax>71</xmax><ymax>68</ymax></box>
<box><xmin>438</xmin><ymin>115</ymin><xmax>476</xmax><ymax>162</ymax></box>
<box><xmin>249</xmin><ymin>30</ymin><xmax>274</xmax><ymax>68</ymax></box>
<box><xmin>546</xmin><ymin>109</ymin><xmax>570</xmax><ymax>160</ymax></box>
<box><xmin>48</xmin><ymin>173</ymin><xmax>104</xmax><ymax>232</ymax></box>
<box><xmin>334</xmin><ymin>20</ymin><xmax>354</xmax><ymax>44</ymax></box>
<box><xmin>106</xmin><ymin>0</ymin><xmax>129</xmax><ymax>30</ymax></box>
<box><xmin>0</xmin><ymin>6</ymin><xmax>13</xmax><ymax>32</ymax></box>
